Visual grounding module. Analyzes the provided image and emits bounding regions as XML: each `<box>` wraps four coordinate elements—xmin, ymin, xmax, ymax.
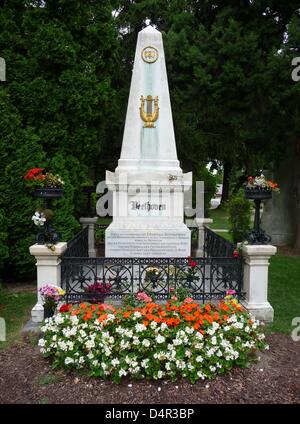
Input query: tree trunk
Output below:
<box><xmin>294</xmin><ymin>139</ymin><xmax>300</xmax><ymax>253</ymax></box>
<box><xmin>221</xmin><ymin>161</ymin><xmax>232</xmax><ymax>205</ymax></box>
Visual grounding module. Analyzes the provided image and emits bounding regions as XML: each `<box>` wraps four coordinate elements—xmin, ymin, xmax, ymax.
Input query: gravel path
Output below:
<box><xmin>0</xmin><ymin>333</ymin><xmax>299</xmax><ymax>404</ymax></box>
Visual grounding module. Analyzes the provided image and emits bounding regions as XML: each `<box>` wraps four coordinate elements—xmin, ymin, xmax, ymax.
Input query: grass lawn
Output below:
<box><xmin>0</xmin><ymin>288</ymin><xmax>36</xmax><ymax>350</ymax></box>
<box><xmin>209</xmin><ymin>207</ymin><xmax>230</xmax><ymax>230</ymax></box>
<box><xmin>268</xmin><ymin>255</ymin><xmax>300</xmax><ymax>334</ymax></box>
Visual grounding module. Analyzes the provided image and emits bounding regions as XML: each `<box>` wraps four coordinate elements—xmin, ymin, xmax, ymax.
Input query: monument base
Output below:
<box><xmin>105</xmin><ymin>220</ymin><xmax>190</xmax><ymax>258</ymax></box>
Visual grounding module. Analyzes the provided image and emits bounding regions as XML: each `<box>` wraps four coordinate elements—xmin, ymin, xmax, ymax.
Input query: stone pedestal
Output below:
<box><xmin>241</xmin><ymin>244</ymin><xmax>277</xmax><ymax>322</ymax></box>
<box><xmin>29</xmin><ymin>242</ymin><xmax>67</xmax><ymax>323</ymax></box>
<box><xmin>194</xmin><ymin>218</ymin><xmax>213</xmax><ymax>256</ymax></box>
<box><xmin>80</xmin><ymin>217</ymin><xmax>98</xmax><ymax>257</ymax></box>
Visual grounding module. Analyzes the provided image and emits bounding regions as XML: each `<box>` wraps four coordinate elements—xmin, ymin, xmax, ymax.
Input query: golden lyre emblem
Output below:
<box><xmin>140</xmin><ymin>95</ymin><xmax>159</xmax><ymax>128</ymax></box>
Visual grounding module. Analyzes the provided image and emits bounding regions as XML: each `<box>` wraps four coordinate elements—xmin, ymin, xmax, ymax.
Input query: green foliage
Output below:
<box><xmin>0</xmin><ymin>1</ymin><xmax>119</xmax><ymax>278</ymax></box>
<box><xmin>0</xmin><ymin>209</ymin><xmax>9</xmax><ymax>275</ymax></box>
<box><xmin>171</xmin><ymin>286</ymin><xmax>192</xmax><ymax>302</ymax></box>
<box><xmin>49</xmin><ymin>153</ymin><xmax>80</xmax><ymax>241</ymax></box>
<box><xmin>228</xmin><ymin>190</ymin><xmax>251</xmax><ymax>243</ymax></box>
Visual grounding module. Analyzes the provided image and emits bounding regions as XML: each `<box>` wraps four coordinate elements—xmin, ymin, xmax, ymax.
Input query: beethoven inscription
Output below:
<box><xmin>106</xmin><ymin>230</ymin><xmax>190</xmax><ymax>257</ymax></box>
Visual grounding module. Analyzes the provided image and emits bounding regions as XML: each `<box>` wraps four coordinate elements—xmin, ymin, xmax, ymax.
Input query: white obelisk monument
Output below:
<box><xmin>105</xmin><ymin>25</ymin><xmax>192</xmax><ymax>257</ymax></box>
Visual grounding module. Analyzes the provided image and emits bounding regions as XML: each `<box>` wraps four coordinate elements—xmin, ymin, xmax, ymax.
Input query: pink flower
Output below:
<box><xmin>184</xmin><ymin>297</ymin><xmax>193</xmax><ymax>303</ymax></box>
<box><xmin>136</xmin><ymin>292</ymin><xmax>152</xmax><ymax>303</ymax></box>
<box><xmin>226</xmin><ymin>289</ymin><xmax>236</xmax><ymax>295</ymax></box>
<box><xmin>171</xmin><ymin>296</ymin><xmax>178</xmax><ymax>301</ymax></box>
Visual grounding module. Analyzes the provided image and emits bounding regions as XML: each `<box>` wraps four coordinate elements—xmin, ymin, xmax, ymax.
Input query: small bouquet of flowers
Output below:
<box><xmin>39</xmin><ymin>284</ymin><xmax>65</xmax><ymax>316</ymax></box>
<box><xmin>246</xmin><ymin>174</ymin><xmax>279</xmax><ymax>192</ymax></box>
<box><xmin>24</xmin><ymin>167</ymin><xmax>64</xmax><ymax>189</ymax></box>
<box><xmin>84</xmin><ymin>281</ymin><xmax>112</xmax><ymax>303</ymax></box>
<box><xmin>122</xmin><ymin>291</ymin><xmax>153</xmax><ymax>308</ymax></box>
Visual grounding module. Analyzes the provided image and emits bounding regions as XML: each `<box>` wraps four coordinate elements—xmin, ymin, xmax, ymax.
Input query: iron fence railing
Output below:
<box><xmin>204</xmin><ymin>227</ymin><xmax>236</xmax><ymax>258</ymax></box>
<box><xmin>61</xmin><ymin>256</ymin><xmax>244</xmax><ymax>303</ymax></box>
<box><xmin>62</xmin><ymin>226</ymin><xmax>88</xmax><ymax>258</ymax></box>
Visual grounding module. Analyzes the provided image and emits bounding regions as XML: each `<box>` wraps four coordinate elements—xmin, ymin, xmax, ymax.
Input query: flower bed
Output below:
<box><xmin>39</xmin><ymin>296</ymin><xmax>268</xmax><ymax>384</ymax></box>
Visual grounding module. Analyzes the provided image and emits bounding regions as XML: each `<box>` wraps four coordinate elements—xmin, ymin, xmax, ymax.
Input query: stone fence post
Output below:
<box><xmin>79</xmin><ymin>217</ymin><xmax>98</xmax><ymax>257</ymax></box>
<box><xmin>241</xmin><ymin>245</ymin><xmax>277</xmax><ymax>322</ymax></box>
<box><xmin>194</xmin><ymin>218</ymin><xmax>213</xmax><ymax>256</ymax></box>
<box><xmin>29</xmin><ymin>242</ymin><xmax>67</xmax><ymax>323</ymax></box>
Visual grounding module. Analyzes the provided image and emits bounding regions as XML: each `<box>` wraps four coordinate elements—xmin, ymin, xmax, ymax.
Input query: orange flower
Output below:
<box><xmin>83</xmin><ymin>311</ymin><xmax>93</xmax><ymax>321</ymax></box>
<box><xmin>98</xmin><ymin>313</ymin><xmax>108</xmax><ymax>323</ymax></box>
<box><xmin>79</xmin><ymin>303</ymin><xmax>87</xmax><ymax>310</ymax></box>
<box><xmin>123</xmin><ymin>311</ymin><xmax>132</xmax><ymax>318</ymax></box>
<box><xmin>205</xmin><ymin>304</ymin><xmax>211</xmax><ymax>313</ymax></box>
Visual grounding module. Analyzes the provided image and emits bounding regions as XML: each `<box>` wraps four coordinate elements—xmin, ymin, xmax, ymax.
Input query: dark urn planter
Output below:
<box><xmin>244</xmin><ymin>187</ymin><xmax>272</xmax><ymax>245</ymax></box>
<box><xmin>44</xmin><ymin>305</ymin><xmax>55</xmax><ymax>319</ymax></box>
<box><xmin>34</xmin><ymin>188</ymin><xmax>63</xmax><ymax>245</ymax></box>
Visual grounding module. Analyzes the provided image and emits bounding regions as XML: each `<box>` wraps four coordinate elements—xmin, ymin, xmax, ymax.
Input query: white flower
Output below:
<box><xmin>211</xmin><ymin>336</ymin><xmax>217</xmax><ymax>345</ymax></box>
<box><xmin>157</xmin><ymin>370</ymin><xmax>164</xmax><ymax>379</ymax></box>
<box><xmin>150</xmin><ymin>321</ymin><xmax>157</xmax><ymax>329</ymax></box>
<box><xmin>32</xmin><ymin>211</ymin><xmax>46</xmax><ymax>227</ymax></box>
<box><xmin>111</xmin><ymin>358</ymin><xmax>120</xmax><ymax>367</ymax></box>
<box><xmin>65</xmin><ymin>357</ymin><xmax>74</xmax><ymax>365</ymax></box>
<box><xmin>119</xmin><ymin>369</ymin><xmax>127</xmax><ymax>377</ymax></box>
<box><xmin>142</xmin><ymin>339</ymin><xmax>151</xmax><ymax>348</ymax></box>
<box><xmin>141</xmin><ymin>359</ymin><xmax>149</xmax><ymax>368</ymax></box>
<box><xmin>133</xmin><ymin>311</ymin><xmax>142</xmax><ymax>319</ymax></box>
<box><xmin>135</xmin><ymin>323</ymin><xmax>147</xmax><ymax>333</ymax></box>
<box><xmin>132</xmin><ymin>336</ymin><xmax>140</xmax><ymax>345</ymax></box>
<box><xmin>160</xmin><ymin>322</ymin><xmax>168</xmax><ymax>331</ymax></box>
<box><xmin>156</xmin><ymin>335</ymin><xmax>165</xmax><ymax>344</ymax></box>
<box><xmin>185</xmin><ymin>350</ymin><xmax>192</xmax><ymax>358</ymax></box>
<box><xmin>85</xmin><ymin>339</ymin><xmax>95</xmax><ymax>350</ymax></box>
<box><xmin>38</xmin><ymin>339</ymin><xmax>45</xmax><ymax>347</ymax></box>
<box><xmin>197</xmin><ymin>371</ymin><xmax>205</xmax><ymax>379</ymax></box>
<box><xmin>54</xmin><ymin>315</ymin><xmax>64</xmax><ymax>325</ymax></box>
<box><xmin>196</xmin><ymin>355</ymin><xmax>203</xmax><ymax>363</ymax></box>
<box><xmin>70</xmin><ymin>315</ymin><xmax>79</xmax><ymax>325</ymax></box>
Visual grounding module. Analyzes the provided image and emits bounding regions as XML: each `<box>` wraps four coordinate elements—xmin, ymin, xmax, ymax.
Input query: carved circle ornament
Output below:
<box><xmin>141</xmin><ymin>46</ymin><xmax>159</xmax><ymax>63</ymax></box>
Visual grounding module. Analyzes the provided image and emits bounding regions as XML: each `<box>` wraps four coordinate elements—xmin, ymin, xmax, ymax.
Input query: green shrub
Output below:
<box><xmin>0</xmin><ymin>209</ymin><xmax>9</xmax><ymax>282</ymax></box>
<box><xmin>228</xmin><ymin>190</ymin><xmax>251</xmax><ymax>243</ymax></box>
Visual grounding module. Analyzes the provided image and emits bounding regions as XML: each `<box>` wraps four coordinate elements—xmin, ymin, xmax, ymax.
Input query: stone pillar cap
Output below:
<box><xmin>242</xmin><ymin>244</ymin><xmax>277</xmax><ymax>256</ymax></box>
<box><xmin>29</xmin><ymin>242</ymin><xmax>68</xmax><ymax>256</ymax></box>
<box><xmin>79</xmin><ymin>217</ymin><xmax>98</xmax><ymax>224</ymax></box>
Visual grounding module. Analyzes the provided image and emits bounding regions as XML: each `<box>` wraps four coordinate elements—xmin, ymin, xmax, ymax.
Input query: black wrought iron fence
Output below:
<box><xmin>61</xmin><ymin>256</ymin><xmax>244</xmax><ymax>303</ymax></box>
<box><xmin>61</xmin><ymin>224</ymin><xmax>244</xmax><ymax>303</ymax></box>
<box><xmin>62</xmin><ymin>226</ymin><xmax>88</xmax><ymax>258</ymax></box>
<box><xmin>204</xmin><ymin>227</ymin><xmax>236</xmax><ymax>257</ymax></box>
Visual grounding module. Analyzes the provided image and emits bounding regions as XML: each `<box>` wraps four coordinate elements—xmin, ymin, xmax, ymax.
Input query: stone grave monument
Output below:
<box><xmin>105</xmin><ymin>25</ymin><xmax>192</xmax><ymax>257</ymax></box>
